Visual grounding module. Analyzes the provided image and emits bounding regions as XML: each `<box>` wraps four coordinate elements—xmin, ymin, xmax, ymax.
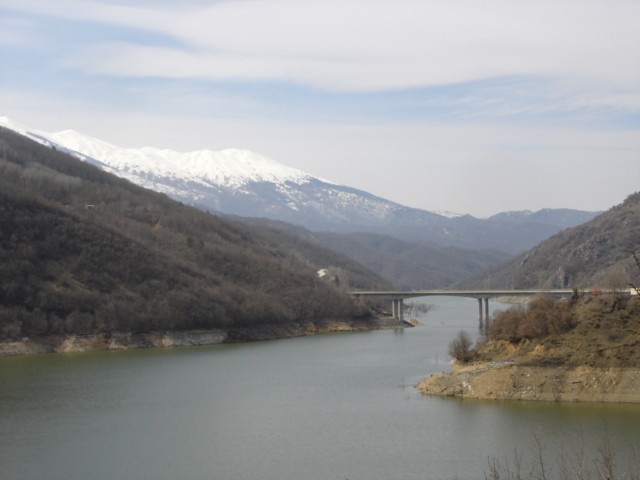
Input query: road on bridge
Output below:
<box><xmin>350</xmin><ymin>289</ymin><xmax>584</xmax><ymax>323</ymax></box>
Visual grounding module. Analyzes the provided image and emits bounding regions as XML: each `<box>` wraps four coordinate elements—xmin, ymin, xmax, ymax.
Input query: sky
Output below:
<box><xmin>1</xmin><ymin>0</ymin><xmax>639</xmax><ymax>217</ymax></box>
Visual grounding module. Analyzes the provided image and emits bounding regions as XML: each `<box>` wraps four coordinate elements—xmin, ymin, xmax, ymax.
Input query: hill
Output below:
<box><xmin>312</xmin><ymin>232</ymin><xmax>511</xmax><ymax>290</ymax></box>
<box><xmin>419</xmin><ymin>191</ymin><xmax>640</xmax><ymax>402</ymax></box>
<box><xmin>469</xmin><ymin>192</ymin><xmax>640</xmax><ymax>289</ymax></box>
<box><xmin>418</xmin><ymin>293</ymin><xmax>640</xmax><ymax>402</ymax></box>
<box><xmin>0</xmin><ymin>126</ymin><xmax>391</xmax><ymax>343</ymax></box>
<box><xmin>418</xmin><ymin>193</ymin><xmax>640</xmax><ymax>403</ymax></box>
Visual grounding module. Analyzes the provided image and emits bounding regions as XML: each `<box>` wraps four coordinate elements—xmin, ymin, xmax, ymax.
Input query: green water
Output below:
<box><xmin>1</xmin><ymin>297</ymin><xmax>639</xmax><ymax>479</ymax></box>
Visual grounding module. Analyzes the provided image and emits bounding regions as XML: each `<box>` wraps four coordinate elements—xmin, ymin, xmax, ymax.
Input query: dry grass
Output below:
<box><xmin>478</xmin><ymin>295</ymin><xmax>640</xmax><ymax>368</ymax></box>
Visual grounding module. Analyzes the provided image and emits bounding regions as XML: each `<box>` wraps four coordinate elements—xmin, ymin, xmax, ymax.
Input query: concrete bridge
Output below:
<box><xmin>351</xmin><ymin>289</ymin><xmax>582</xmax><ymax>325</ymax></box>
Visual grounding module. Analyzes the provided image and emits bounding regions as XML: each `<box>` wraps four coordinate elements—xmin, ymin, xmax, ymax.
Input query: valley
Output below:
<box><xmin>3</xmin><ymin>3</ymin><xmax>639</xmax><ymax>479</ymax></box>
<box><xmin>2</xmin><ymin>117</ymin><xmax>640</xmax><ymax>410</ymax></box>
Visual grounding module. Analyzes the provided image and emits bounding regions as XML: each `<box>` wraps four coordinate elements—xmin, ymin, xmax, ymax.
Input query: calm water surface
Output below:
<box><xmin>1</xmin><ymin>297</ymin><xmax>639</xmax><ymax>479</ymax></box>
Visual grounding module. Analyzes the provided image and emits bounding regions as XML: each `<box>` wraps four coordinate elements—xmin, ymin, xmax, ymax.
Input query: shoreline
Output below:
<box><xmin>417</xmin><ymin>361</ymin><xmax>640</xmax><ymax>403</ymax></box>
<box><xmin>0</xmin><ymin>317</ymin><xmax>405</xmax><ymax>357</ymax></box>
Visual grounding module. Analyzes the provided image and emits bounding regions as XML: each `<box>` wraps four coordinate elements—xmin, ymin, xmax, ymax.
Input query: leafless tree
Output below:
<box><xmin>448</xmin><ymin>330</ymin><xmax>473</xmax><ymax>363</ymax></box>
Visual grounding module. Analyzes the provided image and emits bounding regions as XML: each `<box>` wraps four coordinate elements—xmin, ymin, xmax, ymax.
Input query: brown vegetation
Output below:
<box><xmin>480</xmin><ymin>294</ymin><xmax>640</xmax><ymax>368</ymax></box>
<box><xmin>448</xmin><ymin>330</ymin><xmax>474</xmax><ymax>363</ymax></box>
<box><xmin>486</xmin><ymin>433</ymin><xmax>640</xmax><ymax>480</ymax></box>
<box><xmin>418</xmin><ymin>294</ymin><xmax>640</xmax><ymax>402</ymax></box>
<box><xmin>487</xmin><ymin>296</ymin><xmax>577</xmax><ymax>343</ymax></box>
<box><xmin>0</xmin><ymin>127</ymin><xmax>386</xmax><ymax>341</ymax></box>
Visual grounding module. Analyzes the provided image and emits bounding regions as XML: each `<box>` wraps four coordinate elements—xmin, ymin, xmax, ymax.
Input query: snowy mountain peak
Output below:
<box><xmin>431</xmin><ymin>210</ymin><xmax>464</xmax><ymax>219</ymax></box>
<box><xmin>0</xmin><ymin>116</ymin><xmax>50</xmax><ymax>143</ymax></box>
<box><xmin>47</xmin><ymin>129</ymin><xmax>316</xmax><ymax>188</ymax></box>
<box><xmin>1</xmin><ymin>116</ymin><xmax>321</xmax><ymax>189</ymax></box>
<box><xmin>0</xmin><ymin>116</ymin><xmax>454</xmax><ymax>227</ymax></box>
<box><xmin>0</xmin><ymin>116</ymin><xmax>26</xmax><ymax>133</ymax></box>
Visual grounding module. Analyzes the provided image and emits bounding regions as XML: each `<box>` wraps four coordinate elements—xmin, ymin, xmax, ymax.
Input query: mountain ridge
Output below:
<box><xmin>0</xmin><ymin>116</ymin><xmax>600</xmax><ymax>254</ymax></box>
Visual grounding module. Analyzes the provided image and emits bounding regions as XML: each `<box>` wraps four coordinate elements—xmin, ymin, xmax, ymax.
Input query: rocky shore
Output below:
<box><xmin>0</xmin><ymin>316</ymin><xmax>404</xmax><ymax>356</ymax></box>
<box><xmin>417</xmin><ymin>361</ymin><xmax>640</xmax><ymax>403</ymax></box>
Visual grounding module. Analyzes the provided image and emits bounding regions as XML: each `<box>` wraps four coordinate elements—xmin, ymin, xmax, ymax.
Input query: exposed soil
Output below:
<box><xmin>0</xmin><ymin>316</ymin><xmax>405</xmax><ymax>356</ymax></box>
<box><xmin>417</xmin><ymin>362</ymin><xmax>640</xmax><ymax>403</ymax></box>
<box><xmin>418</xmin><ymin>295</ymin><xmax>640</xmax><ymax>403</ymax></box>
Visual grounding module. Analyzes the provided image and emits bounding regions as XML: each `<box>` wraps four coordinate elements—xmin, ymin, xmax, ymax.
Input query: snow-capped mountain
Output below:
<box><xmin>0</xmin><ymin>116</ymin><xmax>450</xmax><ymax>231</ymax></box>
<box><xmin>1</xmin><ymin>116</ymin><xmax>314</xmax><ymax>197</ymax></box>
<box><xmin>0</xmin><ymin>116</ymin><xmax>599</xmax><ymax>253</ymax></box>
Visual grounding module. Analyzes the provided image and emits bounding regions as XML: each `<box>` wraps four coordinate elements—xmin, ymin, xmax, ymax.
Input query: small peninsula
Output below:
<box><xmin>418</xmin><ymin>293</ymin><xmax>640</xmax><ymax>402</ymax></box>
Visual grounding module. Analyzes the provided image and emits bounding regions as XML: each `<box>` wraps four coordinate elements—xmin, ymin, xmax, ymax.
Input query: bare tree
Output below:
<box><xmin>448</xmin><ymin>330</ymin><xmax>473</xmax><ymax>363</ymax></box>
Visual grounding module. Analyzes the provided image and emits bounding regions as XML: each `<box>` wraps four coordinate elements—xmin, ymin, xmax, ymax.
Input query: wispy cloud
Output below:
<box><xmin>4</xmin><ymin>0</ymin><xmax>639</xmax><ymax>120</ymax></box>
<box><xmin>5</xmin><ymin>0</ymin><xmax>640</xmax><ymax>92</ymax></box>
<box><xmin>0</xmin><ymin>16</ymin><xmax>37</xmax><ymax>47</ymax></box>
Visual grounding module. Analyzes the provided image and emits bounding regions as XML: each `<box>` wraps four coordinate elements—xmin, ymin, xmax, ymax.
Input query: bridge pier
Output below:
<box><xmin>485</xmin><ymin>298</ymin><xmax>489</xmax><ymax>323</ymax></box>
<box><xmin>392</xmin><ymin>298</ymin><xmax>404</xmax><ymax>321</ymax></box>
<box><xmin>478</xmin><ymin>298</ymin><xmax>489</xmax><ymax>328</ymax></box>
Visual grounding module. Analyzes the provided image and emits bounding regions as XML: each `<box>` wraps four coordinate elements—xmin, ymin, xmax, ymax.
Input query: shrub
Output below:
<box><xmin>488</xmin><ymin>307</ymin><xmax>524</xmax><ymax>341</ymax></box>
<box><xmin>488</xmin><ymin>297</ymin><xmax>576</xmax><ymax>342</ymax></box>
<box><xmin>448</xmin><ymin>330</ymin><xmax>473</xmax><ymax>363</ymax></box>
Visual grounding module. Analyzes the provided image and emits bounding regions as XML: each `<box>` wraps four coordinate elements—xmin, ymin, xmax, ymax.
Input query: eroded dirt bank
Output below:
<box><xmin>418</xmin><ymin>295</ymin><xmax>640</xmax><ymax>403</ymax></box>
<box><xmin>0</xmin><ymin>317</ymin><xmax>401</xmax><ymax>356</ymax></box>
<box><xmin>417</xmin><ymin>361</ymin><xmax>640</xmax><ymax>403</ymax></box>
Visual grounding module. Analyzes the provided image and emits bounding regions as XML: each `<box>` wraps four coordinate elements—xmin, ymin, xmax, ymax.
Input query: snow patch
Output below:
<box><xmin>431</xmin><ymin>210</ymin><xmax>464</xmax><ymax>219</ymax></box>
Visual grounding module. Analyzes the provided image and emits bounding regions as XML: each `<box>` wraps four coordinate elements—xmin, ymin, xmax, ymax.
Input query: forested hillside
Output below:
<box><xmin>240</xmin><ymin>218</ymin><xmax>510</xmax><ymax>289</ymax></box>
<box><xmin>0</xmin><ymin>127</ymin><xmax>387</xmax><ymax>340</ymax></box>
<box><xmin>472</xmin><ymin>192</ymin><xmax>640</xmax><ymax>289</ymax></box>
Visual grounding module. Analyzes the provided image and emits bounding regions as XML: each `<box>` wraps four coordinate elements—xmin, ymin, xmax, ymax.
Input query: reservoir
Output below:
<box><xmin>1</xmin><ymin>297</ymin><xmax>639</xmax><ymax>479</ymax></box>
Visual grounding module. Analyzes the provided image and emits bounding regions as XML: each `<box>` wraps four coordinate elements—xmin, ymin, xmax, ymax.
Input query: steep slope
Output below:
<box><xmin>475</xmin><ymin>192</ymin><xmax>640</xmax><ymax>289</ymax></box>
<box><xmin>0</xmin><ymin>126</ymin><xmax>388</xmax><ymax>341</ymax></box>
<box><xmin>0</xmin><ymin>117</ymin><xmax>598</xmax><ymax>254</ymax></box>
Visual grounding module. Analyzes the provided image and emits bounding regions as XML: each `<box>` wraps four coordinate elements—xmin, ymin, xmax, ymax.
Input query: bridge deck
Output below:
<box><xmin>350</xmin><ymin>289</ymin><xmax>580</xmax><ymax>299</ymax></box>
<box><xmin>351</xmin><ymin>289</ymin><xmax>631</xmax><ymax>323</ymax></box>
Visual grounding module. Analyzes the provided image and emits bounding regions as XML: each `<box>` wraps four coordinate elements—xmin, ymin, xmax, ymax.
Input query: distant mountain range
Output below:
<box><xmin>238</xmin><ymin>217</ymin><xmax>512</xmax><ymax>290</ymax></box>
<box><xmin>0</xmin><ymin>117</ymin><xmax>599</xmax><ymax>255</ymax></box>
<box><xmin>470</xmin><ymin>192</ymin><xmax>640</xmax><ymax>289</ymax></box>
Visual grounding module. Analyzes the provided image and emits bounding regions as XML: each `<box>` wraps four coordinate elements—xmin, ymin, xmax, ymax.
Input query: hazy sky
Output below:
<box><xmin>1</xmin><ymin>0</ymin><xmax>639</xmax><ymax>217</ymax></box>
